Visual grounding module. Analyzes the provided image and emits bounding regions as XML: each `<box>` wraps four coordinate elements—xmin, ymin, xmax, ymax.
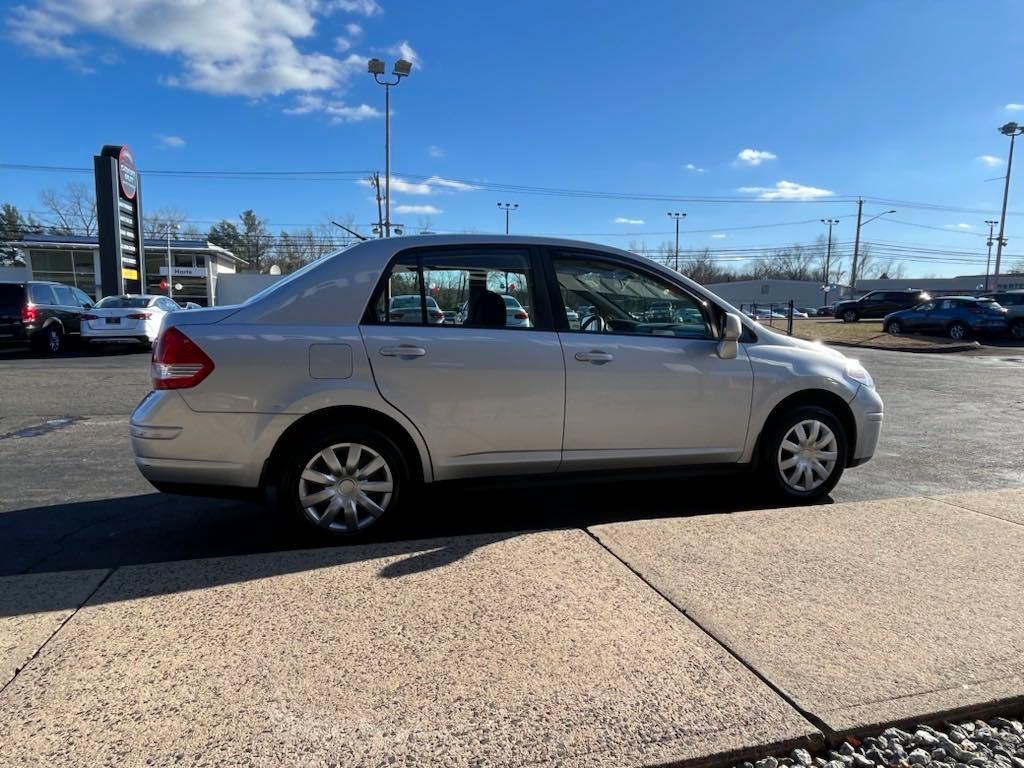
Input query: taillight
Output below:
<box><xmin>514</xmin><ymin>311</ymin><xmax>528</xmax><ymax>320</ymax></box>
<box><xmin>430</xmin><ymin>310</ymin><xmax>444</xmax><ymax>320</ymax></box>
<box><xmin>127</xmin><ymin>312</ymin><xmax>151</xmax><ymax>320</ymax></box>
<box><xmin>152</xmin><ymin>326</ymin><xmax>214</xmax><ymax>390</ymax></box>
<box><xmin>81</xmin><ymin>313</ymin><xmax>99</xmax><ymax>321</ymax></box>
<box><xmin>21</xmin><ymin>304</ymin><xmax>37</xmax><ymax>323</ymax></box>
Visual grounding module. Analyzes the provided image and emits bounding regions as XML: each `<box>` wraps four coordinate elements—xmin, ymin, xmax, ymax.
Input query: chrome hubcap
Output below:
<box><xmin>950</xmin><ymin>324</ymin><xmax>966</xmax><ymax>339</ymax></box>
<box><xmin>777</xmin><ymin>420</ymin><xmax>838</xmax><ymax>492</ymax></box>
<box><xmin>48</xmin><ymin>330</ymin><xmax>59</xmax><ymax>351</ymax></box>
<box><xmin>299</xmin><ymin>442</ymin><xmax>393</xmax><ymax>533</ymax></box>
<box><xmin>889</xmin><ymin>322</ymin><xmax>900</xmax><ymax>335</ymax></box>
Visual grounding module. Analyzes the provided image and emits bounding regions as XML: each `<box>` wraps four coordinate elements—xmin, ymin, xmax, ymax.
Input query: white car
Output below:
<box><xmin>81</xmin><ymin>294</ymin><xmax>180</xmax><ymax>348</ymax></box>
<box><xmin>388</xmin><ymin>295</ymin><xmax>445</xmax><ymax>324</ymax></box>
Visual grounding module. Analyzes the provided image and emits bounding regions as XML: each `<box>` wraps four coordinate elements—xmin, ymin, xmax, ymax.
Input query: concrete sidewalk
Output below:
<box><xmin>2</xmin><ymin>488</ymin><xmax>1022</xmax><ymax>766</ymax></box>
<box><xmin>0</xmin><ymin>530</ymin><xmax>817</xmax><ymax>768</ymax></box>
<box><xmin>592</xmin><ymin>487</ymin><xmax>1024</xmax><ymax>738</ymax></box>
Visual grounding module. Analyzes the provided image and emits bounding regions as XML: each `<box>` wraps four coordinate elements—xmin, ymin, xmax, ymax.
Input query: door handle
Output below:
<box><xmin>379</xmin><ymin>345</ymin><xmax>426</xmax><ymax>358</ymax></box>
<box><xmin>574</xmin><ymin>350</ymin><xmax>613</xmax><ymax>364</ymax></box>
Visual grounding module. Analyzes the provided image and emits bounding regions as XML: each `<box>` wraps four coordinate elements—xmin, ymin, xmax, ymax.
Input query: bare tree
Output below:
<box><xmin>143</xmin><ymin>207</ymin><xmax>191</xmax><ymax>239</ymax></box>
<box><xmin>39</xmin><ymin>182</ymin><xmax>97</xmax><ymax>236</ymax></box>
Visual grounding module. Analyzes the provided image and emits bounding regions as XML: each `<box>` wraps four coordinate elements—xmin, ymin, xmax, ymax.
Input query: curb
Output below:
<box><xmin>823</xmin><ymin>339</ymin><xmax>980</xmax><ymax>354</ymax></box>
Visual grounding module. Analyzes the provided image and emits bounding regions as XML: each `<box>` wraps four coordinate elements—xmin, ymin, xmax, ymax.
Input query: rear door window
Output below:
<box><xmin>29</xmin><ymin>284</ymin><xmax>57</xmax><ymax>305</ymax></box>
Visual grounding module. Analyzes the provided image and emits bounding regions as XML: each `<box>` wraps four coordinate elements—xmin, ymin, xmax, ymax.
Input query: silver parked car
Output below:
<box><xmin>132</xmin><ymin>235</ymin><xmax>883</xmax><ymax>538</ymax></box>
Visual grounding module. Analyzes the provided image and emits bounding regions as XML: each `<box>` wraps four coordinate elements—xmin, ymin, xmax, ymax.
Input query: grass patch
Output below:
<box><xmin>788</xmin><ymin>319</ymin><xmax>974</xmax><ymax>350</ymax></box>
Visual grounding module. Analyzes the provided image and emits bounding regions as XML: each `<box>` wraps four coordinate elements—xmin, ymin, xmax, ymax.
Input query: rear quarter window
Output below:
<box><xmin>29</xmin><ymin>284</ymin><xmax>57</xmax><ymax>304</ymax></box>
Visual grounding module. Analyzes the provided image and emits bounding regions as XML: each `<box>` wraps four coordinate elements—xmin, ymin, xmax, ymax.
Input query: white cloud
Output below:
<box><xmin>335</xmin><ymin>37</ymin><xmax>351</xmax><ymax>52</ymax></box>
<box><xmin>711</xmin><ymin>233</ymin><xmax>727</xmax><ymax>239</ymax></box>
<box><xmin>157</xmin><ymin>134</ymin><xmax>186</xmax><ymax>148</ymax></box>
<box><xmin>738</xmin><ymin>180</ymin><xmax>833</xmax><ymax>200</ymax></box>
<box><xmin>357</xmin><ymin>175</ymin><xmax>475</xmax><ymax>195</ymax></box>
<box><xmin>345</xmin><ymin>22</ymin><xmax>364</xmax><ymax>36</ymax></box>
<box><xmin>943</xmin><ymin>223</ymin><xmax>973</xmax><ymax>230</ymax></box>
<box><xmin>395</xmin><ymin>204</ymin><xmax>441</xmax><ymax>215</ymax></box>
<box><xmin>6</xmin><ymin>1</ymin><xmax>392</xmax><ymax>98</ymax></box>
<box><xmin>327</xmin><ymin>0</ymin><xmax>382</xmax><ymax>16</ymax></box>
<box><xmin>428</xmin><ymin>145</ymin><xmax>444</xmax><ymax>158</ymax></box>
<box><xmin>736</xmin><ymin>148</ymin><xmax>777</xmax><ymax>167</ymax></box>
<box><xmin>614</xmin><ymin>217</ymin><xmax>644</xmax><ymax>225</ymax></box>
<box><xmin>684</xmin><ymin>163</ymin><xmax>705</xmax><ymax>173</ymax></box>
<box><xmin>385</xmin><ymin>40</ymin><xmax>420</xmax><ymax>67</ymax></box>
<box><xmin>284</xmin><ymin>93</ymin><xmax>380</xmax><ymax>122</ymax></box>
<box><xmin>977</xmin><ymin>154</ymin><xmax>1002</xmax><ymax>167</ymax></box>
<box><xmin>1006</xmin><ymin>103</ymin><xmax>1024</xmax><ymax>111</ymax></box>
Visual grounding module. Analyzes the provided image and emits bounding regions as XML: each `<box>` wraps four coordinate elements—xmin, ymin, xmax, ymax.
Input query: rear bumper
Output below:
<box><xmin>82</xmin><ymin>326</ymin><xmax>154</xmax><ymax>341</ymax></box>
<box><xmin>130</xmin><ymin>390</ymin><xmax>297</xmax><ymax>490</ymax></box>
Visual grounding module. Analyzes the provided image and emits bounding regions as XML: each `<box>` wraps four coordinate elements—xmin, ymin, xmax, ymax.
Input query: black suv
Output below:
<box><xmin>833</xmin><ymin>289</ymin><xmax>930</xmax><ymax>322</ymax></box>
<box><xmin>982</xmin><ymin>291</ymin><xmax>1024</xmax><ymax>339</ymax></box>
<box><xmin>0</xmin><ymin>281</ymin><xmax>94</xmax><ymax>353</ymax></box>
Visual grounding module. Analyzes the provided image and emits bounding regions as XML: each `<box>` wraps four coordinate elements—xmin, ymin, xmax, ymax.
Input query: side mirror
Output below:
<box><xmin>718</xmin><ymin>312</ymin><xmax>742</xmax><ymax>360</ymax></box>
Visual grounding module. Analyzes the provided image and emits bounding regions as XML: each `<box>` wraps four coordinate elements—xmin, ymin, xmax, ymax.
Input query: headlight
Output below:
<box><xmin>845</xmin><ymin>359</ymin><xmax>874</xmax><ymax>389</ymax></box>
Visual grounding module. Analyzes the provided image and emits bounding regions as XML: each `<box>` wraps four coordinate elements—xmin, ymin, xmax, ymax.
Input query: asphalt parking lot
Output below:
<box><xmin>1</xmin><ymin>344</ymin><xmax>1023</xmax><ymax>577</ymax></box>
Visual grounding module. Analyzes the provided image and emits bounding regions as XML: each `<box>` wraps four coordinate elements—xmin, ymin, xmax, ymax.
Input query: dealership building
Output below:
<box><xmin>1</xmin><ymin>233</ymin><xmax>245</xmax><ymax>305</ymax></box>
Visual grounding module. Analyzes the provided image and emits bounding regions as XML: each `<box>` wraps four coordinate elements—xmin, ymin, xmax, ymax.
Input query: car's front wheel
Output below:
<box><xmin>280</xmin><ymin>425</ymin><xmax>409</xmax><ymax>538</ymax></box>
<box><xmin>1010</xmin><ymin>319</ymin><xmax>1024</xmax><ymax>340</ymax></box>
<box><xmin>949</xmin><ymin>321</ymin><xmax>969</xmax><ymax>340</ymax></box>
<box><xmin>32</xmin><ymin>325</ymin><xmax>63</xmax><ymax>354</ymax></box>
<box><xmin>886</xmin><ymin>319</ymin><xmax>902</xmax><ymax>335</ymax></box>
<box><xmin>761</xmin><ymin>405</ymin><xmax>848</xmax><ymax>501</ymax></box>
<box><xmin>842</xmin><ymin>310</ymin><xmax>858</xmax><ymax>323</ymax></box>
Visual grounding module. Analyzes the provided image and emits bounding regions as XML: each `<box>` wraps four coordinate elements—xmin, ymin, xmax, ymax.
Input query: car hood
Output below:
<box><xmin>753</xmin><ymin>324</ymin><xmax>848</xmax><ymax>359</ymax></box>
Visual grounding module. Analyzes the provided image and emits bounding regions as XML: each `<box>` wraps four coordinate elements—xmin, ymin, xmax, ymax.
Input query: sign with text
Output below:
<box><xmin>95</xmin><ymin>145</ymin><xmax>145</xmax><ymax>296</ymax></box>
<box><xmin>158</xmin><ymin>266</ymin><xmax>206</xmax><ymax>278</ymax></box>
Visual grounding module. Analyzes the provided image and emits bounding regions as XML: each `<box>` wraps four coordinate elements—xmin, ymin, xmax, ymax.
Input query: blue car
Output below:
<box><xmin>883</xmin><ymin>296</ymin><xmax>1008</xmax><ymax>340</ymax></box>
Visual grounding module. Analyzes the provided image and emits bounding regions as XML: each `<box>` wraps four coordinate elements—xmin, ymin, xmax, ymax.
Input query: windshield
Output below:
<box><xmin>95</xmin><ymin>296</ymin><xmax>151</xmax><ymax>309</ymax></box>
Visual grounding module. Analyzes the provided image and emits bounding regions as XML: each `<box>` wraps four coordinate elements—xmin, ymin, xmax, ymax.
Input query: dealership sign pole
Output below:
<box><xmin>94</xmin><ymin>145</ymin><xmax>145</xmax><ymax>297</ymax></box>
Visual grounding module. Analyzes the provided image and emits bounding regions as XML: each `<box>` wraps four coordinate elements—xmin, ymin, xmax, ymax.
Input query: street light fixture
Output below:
<box><xmin>368</xmin><ymin>58</ymin><xmax>413</xmax><ymax>237</ymax></box>
<box><xmin>667</xmin><ymin>212</ymin><xmax>686</xmax><ymax>271</ymax></box>
<box><xmin>497</xmin><ymin>202</ymin><xmax>518</xmax><ymax>234</ymax></box>
<box><xmin>992</xmin><ymin>122</ymin><xmax>1023</xmax><ymax>291</ymax></box>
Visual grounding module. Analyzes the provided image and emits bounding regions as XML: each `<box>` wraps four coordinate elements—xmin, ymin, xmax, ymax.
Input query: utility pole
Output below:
<box><xmin>821</xmin><ymin>218</ymin><xmax>839</xmax><ymax>304</ymax></box>
<box><xmin>850</xmin><ymin>198</ymin><xmax>863</xmax><ymax>292</ymax></box>
<box><xmin>667</xmin><ymin>212</ymin><xmax>686</xmax><ymax>271</ymax></box>
<box><xmin>985</xmin><ymin>219</ymin><xmax>999</xmax><ymax>291</ymax></box>
<box><xmin>497</xmin><ymin>202</ymin><xmax>518</xmax><ymax>234</ymax></box>
<box><xmin>993</xmin><ymin>122</ymin><xmax>1023</xmax><ymax>291</ymax></box>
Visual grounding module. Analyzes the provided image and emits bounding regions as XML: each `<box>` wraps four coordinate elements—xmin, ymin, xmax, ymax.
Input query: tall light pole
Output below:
<box><xmin>850</xmin><ymin>203</ymin><xmax>895</xmax><ymax>292</ymax></box>
<box><xmin>821</xmin><ymin>218</ymin><xmax>839</xmax><ymax>304</ymax></box>
<box><xmin>497</xmin><ymin>202</ymin><xmax>518</xmax><ymax>234</ymax></box>
<box><xmin>667</xmin><ymin>212</ymin><xmax>686</xmax><ymax>271</ymax></box>
<box><xmin>165</xmin><ymin>223</ymin><xmax>179</xmax><ymax>299</ymax></box>
<box><xmin>993</xmin><ymin>122</ymin><xmax>1023</xmax><ymax>291</ymax></box>
<box><xmin>984</xmin><ymin>219</ymin><xmax>999</xmax><ymax>291</ymax></box>
<box><xmin>367</xmin><ymin>58</ymin><xmax>413</xmax><ymax>238</ymax></box>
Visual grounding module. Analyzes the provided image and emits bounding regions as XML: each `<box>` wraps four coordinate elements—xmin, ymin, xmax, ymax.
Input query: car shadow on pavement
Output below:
<box><xmin>0</xmin><ymin>476</ymin><xmax>829</xmax><ymax>616</ymax></box>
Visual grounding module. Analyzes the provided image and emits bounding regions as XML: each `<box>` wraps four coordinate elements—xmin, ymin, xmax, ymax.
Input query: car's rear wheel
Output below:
<box><xmin>887</xmin><ymin>319</ymin><xmax>902</xmax><ymax>335</ymax></box>
<box><xmin>761</xmin><ymin>405</ymin><xmax>848</xmax><ymax>501</ymax></box>
<box><xmin>949</xmin><ymin>321</ymin><xmax>969</xmax><ymax>340</ymax></box>
<box><xmin>280</xmin><ymin>425</ymin><xmax>409</xmax><ymax>539</ymax></box>
<box><xmin>842</xmin><ymin>310</ymin><xmax>858</xmax><ymax>323</ymax></box>
<box><xmin>32</xmin><ymin>326</ymin><xmax>63</xmax><ymax>354</ymax></box>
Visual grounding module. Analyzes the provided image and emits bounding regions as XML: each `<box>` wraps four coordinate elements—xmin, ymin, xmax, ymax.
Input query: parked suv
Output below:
<box><xmin>883</xmin><ymin>296</ymin><xmax>1008</xmax><ymax>339</ymax></box>
<box><xmin>833</xmin><ymin>290</ymin><xmax>929</xmax><ymax>322</ymax></box>
<box><xmin>981</xmin><ymin>291</ymin><xmax>1024</xmax><ymax>339</ymax></box>
<box><xmin>131</xmin><ymin>236</ymin><xmax>883</xmax><ymax>539</ymax></box>
<box><xmin>0</xmin><ymin>281</ymin><xmax>93</xmax><ymax>353</ymax></box>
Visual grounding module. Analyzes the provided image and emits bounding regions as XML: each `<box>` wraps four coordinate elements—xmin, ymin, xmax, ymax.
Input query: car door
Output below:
<box><xmin>903</xmin><ymin>301</ymin><xmax>934</xmax><ymax>331</ymax></box>
<box><xmin>51</xmin><ymin>285</ymin><xmax>84</xmax><ymax>334</ymax></box>
<box><xmin>549</xmin><ymin>251</ymin><xmax>754</xmax><ymax>470</ymax></box>
<box><xmin>360</xmin><ymin>246</ymin><xmax>565</xmax><ymax>481</ymax></box>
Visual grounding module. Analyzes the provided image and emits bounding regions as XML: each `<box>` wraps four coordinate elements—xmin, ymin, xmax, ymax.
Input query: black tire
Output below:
<box><xmin>32</xmin><ymin>325</ymin><xmax>63</xmax><ymax>355</ymax></box>
<box><xmin>278</xmin><ymin>424</ymin><xmax>411</xmax><ymax>540</ymax></box>
<box><xmin>842</xmin><ymin>310</ymin><xmax>858</xmax><ymax>323</ymax></box>
<box><xmin>760</xmin><ymin>404</ymin><xmax>848</xmax><ymax>502</ymax></box>
<box><xmin>948</xmin><ymin>321</ymin><xmax>970</xmax><ymax>341</ymax></box>
<box><xmin>886</xmin><ymin>319</ymin><xmax>902</xmax><ymax>335</ymax></box>
<box><xmin>1010</xmin><ymin>319</ymin><xmax>1024</xmax><ymax>340</ymax></box>
<box><xmin>137</xmin><ymin>338</ymin><xmax>153</xmax><ymax>351</ymax></box>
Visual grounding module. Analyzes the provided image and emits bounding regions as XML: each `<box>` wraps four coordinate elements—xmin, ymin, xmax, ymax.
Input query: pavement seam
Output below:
<box><xmin>0</xmin><ymin>567</ymin><xmax>116</xmax><ymax>697</ymax></box>
<box><xmin>925</xmin><ymin>495</ymin><xmax>1024</xmax><ymax>528</ymax></box>
<box><xmin>580</xmin><ymin>526</ymin><xmax>832</xmax><ymax>747</ymax></box>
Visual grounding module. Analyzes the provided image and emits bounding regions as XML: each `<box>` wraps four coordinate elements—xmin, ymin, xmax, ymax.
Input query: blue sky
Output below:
<box><xmin>3</xmin><ymin>0</ymin><xmax>1023</xmax><ymax>276</ymax></box>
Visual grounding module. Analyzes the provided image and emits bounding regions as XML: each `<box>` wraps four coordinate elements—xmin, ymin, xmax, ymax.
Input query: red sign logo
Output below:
<box><xmin>118</xmin><ymin>146</ymin><xmax>138</xmax><ymax>200</ymax></box>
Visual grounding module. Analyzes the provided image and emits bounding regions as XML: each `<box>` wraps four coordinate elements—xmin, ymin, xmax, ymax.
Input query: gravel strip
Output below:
<box><xmin>735</xmin><ymin>717</ymin><xmax>1024</xmax><ymax>768</ymax></box>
